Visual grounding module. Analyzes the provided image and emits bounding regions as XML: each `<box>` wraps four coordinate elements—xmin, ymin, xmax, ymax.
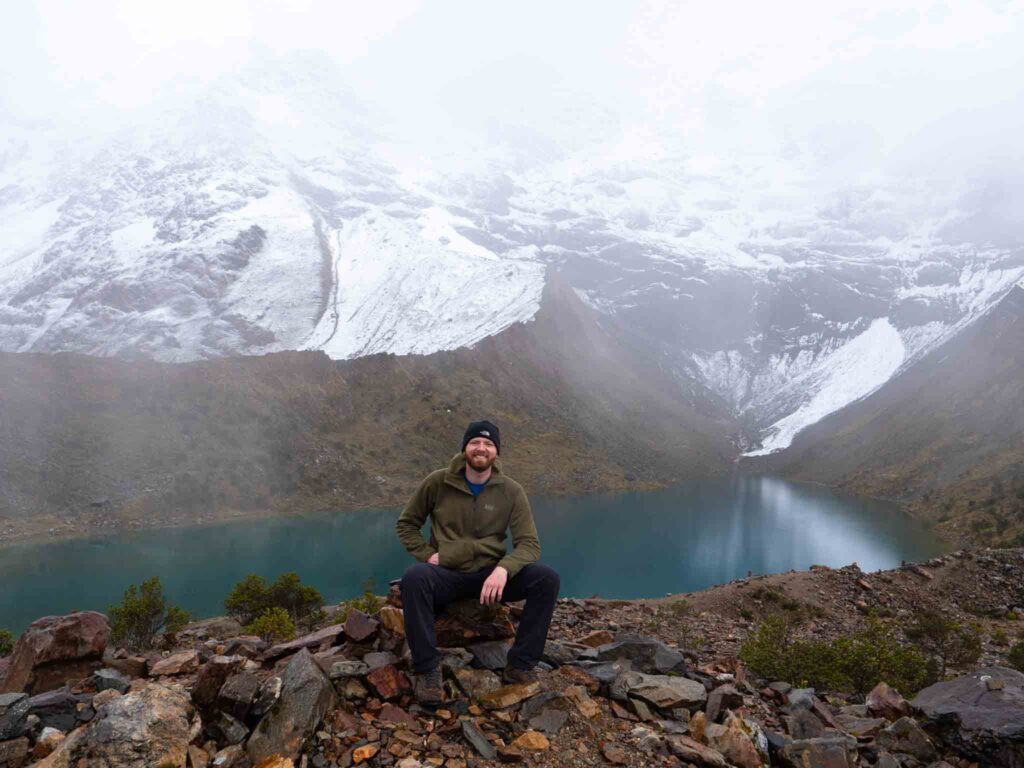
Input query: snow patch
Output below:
<box><xmin>745</xmin><ymin>318</ymin><xmax>905</xmax><ymax>456</ymax></box>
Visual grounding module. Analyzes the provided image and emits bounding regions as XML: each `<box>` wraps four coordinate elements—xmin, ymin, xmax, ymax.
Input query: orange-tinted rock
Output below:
<box><xmin>353</xmin><ymin>743</ymin><xmax>380</xmax><ymax>763</ymax></box>
<box><xmin>479</xmin><ymin>681</ymin><xmax>541</xmax><ymax>710</ymax></box>
<box><xmin>365</xmin><ymin>665</ymin><xmax>412</xmax><ymax>700</ymax></box>
<box><xmin>577</xmin><ymin>630</ymin><xmax>614</xmax><ymax>648</ymax></box>
<box><xmin>510</xmin><ymin>730</ymin><xmax>549</xmax><ymax>751</ymax></box>
<box><xmin>149</xmin><ymin>649</ymin><xmax>200</xmax><ymax>677</ymax></box>
<box><xmin>379</xmin><ymin>607</ymin><xmax>406</xmax><ymax>637</ymax></box>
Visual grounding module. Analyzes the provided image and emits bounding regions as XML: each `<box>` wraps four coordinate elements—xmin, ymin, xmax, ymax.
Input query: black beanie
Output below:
<box><xmin>461</xmin><ymin>420</ymin><xmax>500</xmax><ymax>454</ymax></box>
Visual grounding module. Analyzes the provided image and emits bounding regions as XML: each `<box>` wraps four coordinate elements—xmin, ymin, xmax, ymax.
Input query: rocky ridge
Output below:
<box><xmin>1</xmin><ymin>550</ymin><xmax>1023</xmax><ymax>767</ymax></box>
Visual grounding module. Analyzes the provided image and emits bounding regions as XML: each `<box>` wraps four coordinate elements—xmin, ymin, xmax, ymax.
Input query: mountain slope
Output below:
<box><xmin>0</xmin><ymin>276</ymin><xmax>738</xmax><ymax>545</ymax></box>
<box><xmin>760</xmin><ymin>284</ymin><xmax>1024</xmax><ymax>546</ymax></box>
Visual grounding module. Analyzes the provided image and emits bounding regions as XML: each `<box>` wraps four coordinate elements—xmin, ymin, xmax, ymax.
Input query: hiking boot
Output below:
<box><xmin>414</xmin><ymin>666</ymin><xmax>444</xmax><ymax>706</ymax></box>
<box><xmin>501</xmin><ymin>665</ymin><xmax>539</xmax><ymax>685</ymax></box>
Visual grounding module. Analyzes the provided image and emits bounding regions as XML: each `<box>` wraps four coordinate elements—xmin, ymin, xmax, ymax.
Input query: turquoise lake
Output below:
<box><xmin>0</xmin><ymin>474</ymin><xmax>948</xmax><ymax>632</ymax></box>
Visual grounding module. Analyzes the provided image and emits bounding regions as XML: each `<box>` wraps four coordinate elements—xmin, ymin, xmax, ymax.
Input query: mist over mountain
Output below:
<box><xmin>2</xmin><ymin>49</ymin><xmax>1022</xmax><ymax>457</ymax></box>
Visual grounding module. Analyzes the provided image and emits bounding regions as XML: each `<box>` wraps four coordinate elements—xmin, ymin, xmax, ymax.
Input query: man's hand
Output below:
<box><xmin>480</xmin><ymin>566</ymin><xmax>508</xmax><ymax>605</ymax></box>
<box><xmin>427</xmin><ymin>552</ymin><xmax>439</xmax><ymax>565</ymax></box>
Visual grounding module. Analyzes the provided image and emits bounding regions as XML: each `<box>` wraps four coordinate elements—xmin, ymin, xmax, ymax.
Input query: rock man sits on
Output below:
<box><xmin>395</xmin><ymin>419</ymin><xmax>560</xmax><ymax>705</ymax></box>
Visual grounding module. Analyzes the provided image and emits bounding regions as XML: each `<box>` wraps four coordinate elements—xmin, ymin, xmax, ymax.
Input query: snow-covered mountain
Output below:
<box><xmin>2</xmin><ymin>51</ymin><xmax>1022</xmax><ymax>453</ymax></box>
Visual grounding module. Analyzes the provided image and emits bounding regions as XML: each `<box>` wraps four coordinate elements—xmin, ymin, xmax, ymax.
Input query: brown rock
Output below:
<box><xmin>352</xmin><ymin>743</ymin><xmax>380</xmax><ymax>764</ymax></box>
<box><xmin>365</xmin><ymin>665</ymin><xmax>412</xmax><ymax>700</ymax></box>
<box><xmin>345</xmin><ymin>610</ymin><xmax>381</xmax><ymax>643</ymax></box>
<box><xmin>0</xmin><ymin>612</ymin><xmax>109</xmax><ymax>695</ymax></box>
<box><xmin>666</xmin><ymin>734</ymin><xmax>727</xmax><ymax>766</ymax></box>
<box><xmin>705</xmin><ymin>716</ymin><xmax>761</xmax><ymax>768</ymax></box>
<box><xmin>866</xmin><ymin>682</ymin><xmax>909</xmax><ymax>720</ymax></box>
<box><xmin>479</xmin><ymin>681</ymin><xmax>541</xmax><ymax>710</ymax></box>
<box><xmin>610</xmin><ymin>700</ymin><xmax>638</xmax><ymax>721</ymax></box>
<box><xmin>379</xmin><ymin>702</ymin><xmax>419</xmax><ymax>729</ymax></box>
<box><xmin>0</xmin><ymin>736</ymin><xmax>29</xmax><ymax>767</ymax></box>
<box><xmin>187</xmin><ymin>744</ymin><xmax>210</xmax><ymax>768</ymax></box>
<box><xmin>556</xmin><ymin>665</ymin><xmax>601</xmax><ymax>693</ymax></box>
<box><xmin>253</xmin><ymin>757</ymin><xmax>294</xmax><ymax>768</ymax></box>
<box><xmin>149</xmin><ymin>649</ymin><xmax>200</xmax><ymax>677</ymax></box>
<box><xmin>191</xmin><ymin>654</ymin><xmax>246</xmax><ymax>713</ymax></box>
<box><xmin>688</xmin><ymin>711</ymin><xmax>707</xmax><ymax>743</ymax></box>
<box><xmin>577</xmin><ymin>630</ymin><xmax>615</xmax><ymax>648</ymax></box>
<box><xmin>510</xmin><ymin>730</ymin><xmax>549</xmax><ymax>751</ymax></box>
<box><xmin>496</xmin><ymin>745</ymin><xmax>524</xmax><ymax>762</ymax></box>
<box><xmin>379</xmin><ymin>607</ymin><xmax>406</xmax><ymax>637</ymax></box>
<box><xmin>564</xmin><ymin>685</ymin><xmax>601</xmax><ymax>719</ymax></box>
<box><xmin>107</xmin><ymin>655</ymin><xmax>147</xmax><ymax>680</ymax></box>
<box><xmin>601</xmin><ymin>741</ymin><xmax>628</xmax><ymax>764</ymax></box>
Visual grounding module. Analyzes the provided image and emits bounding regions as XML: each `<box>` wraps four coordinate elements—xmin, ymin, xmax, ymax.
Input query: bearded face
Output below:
<box><xmin>465</xmin><ymin>436</ymin><xmax>498</xmax><ymax>471</ymax></box>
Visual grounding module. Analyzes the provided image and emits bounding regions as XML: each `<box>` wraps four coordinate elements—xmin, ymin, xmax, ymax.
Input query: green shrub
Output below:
<box><xmin>740</xmin><ymin>614</ymin><xmax>929</xmax><ymax>695</ymax></box>
<box><xmin>225</xmin><ymin>572</ymin><xmax>324</xmax><ymax>629</ymax></box>
<box><xmin>991</xmin><ymin>627</ymin><xmax>1010</xmax><ymax>647</ymax></box>
<box><xmin>246</xmin><ymin>607</ymin><xmax>296</xmax><ymax>642</ymax></box>
<box><xmin>345</xmin><ymin>578</ymin><xmax>382</xmax><ymax>617</ymax></box>
<box><xmin>1008</xmin><ymin>641</ymin><xmax>1024</xmax><ymax>672</ymax></box>
<box><xmin>108</xmin><ymin>576</ymin><xmax>190</xmax><ymax>650</ymax></box>
<box><xmin>905</xmin><ymin>610</ymin><xmax>983</xmax><ymax>679</ymax></box>
<box><xmin>0</xmin><ymin>628</ymin><xmax>14</xmax><ymax>656</ymax></box>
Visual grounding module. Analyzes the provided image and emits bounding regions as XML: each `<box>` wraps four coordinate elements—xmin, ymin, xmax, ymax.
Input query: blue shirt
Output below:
<box><xmin>465</xmin><ymin>476</ymin><xmax>488</xmax><ymax>497</ymax></box>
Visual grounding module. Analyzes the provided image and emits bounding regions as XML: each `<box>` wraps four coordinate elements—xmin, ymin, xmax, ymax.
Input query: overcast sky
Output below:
<box><xmin>3</xmin><ymin>0</ymin><xmax>1023</xmax><ymax>180</ymax></box>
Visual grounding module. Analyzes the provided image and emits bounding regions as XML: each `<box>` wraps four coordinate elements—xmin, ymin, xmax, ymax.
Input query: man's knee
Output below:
<box><xmin>526</xmin><ymin>563</ymin><xmax>560</xmax><ymax>595</ymax></box>
<box><xmin>402</xmin><ymin>562</ymin><xmax>435</xmax><ymax>592</ymax></box>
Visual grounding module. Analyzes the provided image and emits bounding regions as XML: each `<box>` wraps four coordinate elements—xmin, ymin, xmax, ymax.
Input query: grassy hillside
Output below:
<box><xmin>0</xmin><ymin>276</ymin><xmax>739</xmax><ymax>543</ymax></box>
<box><xmin>760</xmin><ymin>285</ymin><xmax>1024</xmax><ymax>547</ymax></box>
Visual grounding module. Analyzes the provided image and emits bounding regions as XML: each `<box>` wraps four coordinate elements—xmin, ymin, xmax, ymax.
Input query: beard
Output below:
<box><xmin>466</xmin><ymin>452</ymin><xmax>496</xmax><ymax>471</ymax></box>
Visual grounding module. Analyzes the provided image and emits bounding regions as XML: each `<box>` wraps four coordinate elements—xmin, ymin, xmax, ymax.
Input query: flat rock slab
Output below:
<box><xmin>612</xmin><ymin>671</ymin><xmax>707</xmax><ymax>710</ymax></box>
<box><xmin>479</xmin><ymin>681</ymin><xmax>541</xmax><ymax>710</ymax></box>
<box><xmin>468</xmin><ymin>641</ymin><xmax>509</xmax><ymax>671</ymax></box>
<box><xmin>461</xmin><ymin>718</ymin><xmax>496</xmax><ymax>759</ymax></box>
<box><xmin>911</xmin><ymin>666</ymin><xmax>1024</xmax><ymax>767</ymax></box>
<box><xmin>594</xmin><ymin>634</ymin><xmax>686</xmax><ymax>675</ymax></box>
<box><xmin>264</xmin><ymin>624</ymin><xmax>345</xmax><ymax>661</ymax></box>
<box><xmin>149</xmin><ymin>649</ymin><xmax>199</xmax><ymax>677</ymax></box>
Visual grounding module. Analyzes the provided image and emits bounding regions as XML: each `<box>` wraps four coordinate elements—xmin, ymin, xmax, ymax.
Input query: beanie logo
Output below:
<box><xmin>480</xmin><ymin>430</ymin><xmax>491</xmax><ymax>437</ymax></box>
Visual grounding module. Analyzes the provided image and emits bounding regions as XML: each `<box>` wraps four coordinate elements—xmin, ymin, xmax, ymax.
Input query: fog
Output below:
<box><xmin>4</xmin><ymin>0</ymin><xmax>1023</xmax><ymax>185</ymax></box>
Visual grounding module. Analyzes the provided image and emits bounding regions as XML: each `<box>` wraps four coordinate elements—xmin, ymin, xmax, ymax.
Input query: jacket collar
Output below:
<box><xmin>443</xmin><ymin>452</ymin><xmax>505</xmax><ymax>492</ymax></box>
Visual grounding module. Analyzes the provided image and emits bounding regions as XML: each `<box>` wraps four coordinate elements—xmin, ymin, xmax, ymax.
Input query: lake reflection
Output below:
<box><xmin>0</xmin><ymin>474</ymin><xmax>946</xmax><ymax>631</ymax></box>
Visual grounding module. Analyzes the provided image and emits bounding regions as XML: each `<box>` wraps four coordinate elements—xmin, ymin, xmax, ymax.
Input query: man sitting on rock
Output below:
<box><xmin>396</xmin><ymin>419</ymin><xmax>561</xmax><ymax>705</ymax></box>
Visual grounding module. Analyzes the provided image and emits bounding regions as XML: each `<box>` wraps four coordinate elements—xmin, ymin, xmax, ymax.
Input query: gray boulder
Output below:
<box><xmin>0</xmin><ymin>693</ymin><xmax>30</xmax><ymax>740</ymax></box>
<box><xmin>611</xmin><ymin>670</ymin><xmax>707</xmax><ymax>710</ymax></box>
<box><xmin>246</xmin><ymin>649</ymin><xmax>336</xmax><ymax>763</ymax></box>
<box><xmin>912</xmin><ymin>666</ymin><xmax>1024</xmax><ymax>768</ymax></box>
<box><xmin>32</xmin><ymin>683</ymin><xmax>193</xmax><ymax>768</ymax></box>
<box><xmin>594</xmin><ymin>634</ymin><xmax>686</xmax><ymax>674</ymax></box>
<box><xmin>877</xmin><ymin>716</ymin><xmax>938</xmax><ymax>763</ymax></box>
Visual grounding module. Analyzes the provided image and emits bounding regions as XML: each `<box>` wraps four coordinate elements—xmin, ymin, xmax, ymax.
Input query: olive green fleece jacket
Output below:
<box><xmin>395</xmin><ymin>453</ymin><xmax>541</xmax><ymax>578</ymax></box>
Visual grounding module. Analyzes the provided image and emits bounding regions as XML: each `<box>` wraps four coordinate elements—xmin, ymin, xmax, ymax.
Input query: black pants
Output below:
<box><xmin>400</xmin><ymin>561</ymin><xmax>560</xmax><ymax>674</ymax></box>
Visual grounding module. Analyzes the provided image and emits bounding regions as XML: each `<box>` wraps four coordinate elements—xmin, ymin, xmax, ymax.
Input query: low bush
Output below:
<box><xmin>108</xmin><ymin>576</ymin><xmax>190</xmax><ymax>650</ymax></box>
<box><xmin>905</xmin><ymin>609</ymin><xmax>982</xmax><ymax>679</ymax></box>
<box><xmin>1008</xmin><ymin>641</ymin><xmax>1024</xmax><ymax>672</ymax></box>
<box><xmin>740</xmin><ymin>613</ymin><xmax>929</xmax><ymax>695</ymax></box>
<box><xmin>0</xmin><ymin>628</ymin><xmax>14</xmax><ymax>656</ymax></box>
<box><xmin>225</xmin><ymin>572</ymin><xmax>325</xmax><ymax>629</ymax></box>
<box><xmin>246</xmin><ymin>607</ymin><xmax>296</xmax><ymax>643</ymax></box>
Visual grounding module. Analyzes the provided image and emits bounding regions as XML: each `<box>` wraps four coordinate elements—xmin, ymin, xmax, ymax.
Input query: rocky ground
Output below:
<box><xmin>1</xmin><ymin>550</ymin><xmax>1023</xmax><ymax>768</ymax></box>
